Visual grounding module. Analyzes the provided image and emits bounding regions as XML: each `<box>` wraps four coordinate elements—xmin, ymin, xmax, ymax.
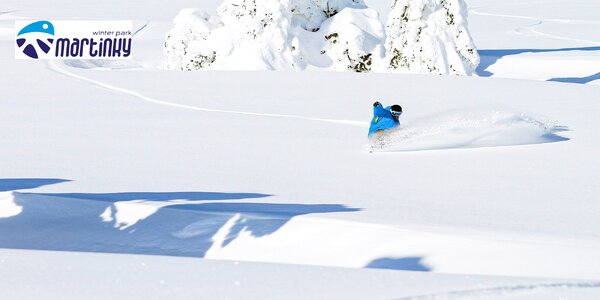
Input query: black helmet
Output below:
<box><xmin>390</xmin><ymin>105</ymin><xmax>402</xmax><ymax>116</ymax></box>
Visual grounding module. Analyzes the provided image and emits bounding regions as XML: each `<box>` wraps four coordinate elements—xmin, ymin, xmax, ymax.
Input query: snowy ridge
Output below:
<box><xmin>204</xmin><ymin>213</ymin><xmax>600</xmax><ymax>279</ymax></box>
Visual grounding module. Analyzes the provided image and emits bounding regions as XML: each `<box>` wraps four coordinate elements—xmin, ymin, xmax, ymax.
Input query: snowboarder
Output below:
<box><xmin>368</xmin><ymin>101</ymin><xmax>402</xmax><ymax>148</ymax></box>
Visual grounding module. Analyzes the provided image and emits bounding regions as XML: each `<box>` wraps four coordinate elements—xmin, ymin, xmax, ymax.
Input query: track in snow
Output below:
<box><xmin>46</xmin><ymin>60</ymin><xmax>366</xmax><ymax>127</ymax></box>
<box><xmin>470</xmin><ymin>4</ymin><xmax>600</xmax><ymax>45</ymax></box>
<box><xmin>398</xmin><ymin>281</ymin><xmax>600</xmax><ymax>300</ymax></box>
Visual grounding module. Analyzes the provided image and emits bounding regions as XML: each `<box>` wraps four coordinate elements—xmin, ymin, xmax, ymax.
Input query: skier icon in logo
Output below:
<box><xmin>16</xmin><ymin>21</ymin><xmax>55</xmax><ymax>59</ymax></box>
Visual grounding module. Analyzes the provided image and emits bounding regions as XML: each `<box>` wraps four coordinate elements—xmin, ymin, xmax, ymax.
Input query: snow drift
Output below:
<box><xmin>162</xmin><ymin>0</ymin><xmax>478</xmax><ymax>74</ymax></box>
<box><xmin>371</xmin><ymin>110</ymin><xmax>568</xmax><ymax>152</ymax></box>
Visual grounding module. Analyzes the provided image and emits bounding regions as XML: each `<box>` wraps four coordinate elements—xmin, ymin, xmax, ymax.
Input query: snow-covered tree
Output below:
<box><xmin>163</xmin><ymin>0</ymin><xmax>385</xmax><ymax>72</ymax></box>
<box><xmin>290</xmin><ymin>0</ymin><xmax>365</xmax><ymax>31</ymax></box>
<box><xmin>217</xmin><ymin>0</ymin><xmax>288</xmax><ymax>40</ymax></box>
<box><xmin>163</xmin><ymin>0</ymin><xmax>479</xmax><ymax>75</ymax></box>
<box><xmin>162</xmin><ymin>9</ymin><xmax>216</xmax><ymax>70</ymax></box>
<box><xmin>212</xmin><ymin>0</ymin><xmax>298</xmax><ymax>70</ymax></box>
<box><xmin>318</xmin><ymin>7</ymin><xmax>385</xmax><ymax>72</ymax></box>
<box><xmin>287</xmin><ymin>0</ymin><xmax>385</xmax><ymax>73</ymax></box>
<box><xmin>383</xmin><ymin>0</ymin><xmax>479</xmax><ymax>75</ymax></box>
<box><xmin>163</xmin><ymin>1</ymin><xmax>296</xmax><ymax>70</ymax></box>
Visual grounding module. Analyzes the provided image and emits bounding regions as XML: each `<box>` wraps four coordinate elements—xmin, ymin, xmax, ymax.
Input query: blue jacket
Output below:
<box><xmin>368</xmin><ymin>104</ymin><xmax>400</xmax><ymax>136</ymax></box>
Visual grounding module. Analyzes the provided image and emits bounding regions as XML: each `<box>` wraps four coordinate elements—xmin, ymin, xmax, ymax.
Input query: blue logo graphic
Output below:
<box><xmin>16</xmin><ymin>21</ymin><xmax>55</xmax><ymax>59</ymax></box>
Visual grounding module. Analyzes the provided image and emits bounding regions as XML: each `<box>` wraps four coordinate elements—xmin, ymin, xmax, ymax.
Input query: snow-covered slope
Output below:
<box><xmin>2</xmin><ymin>0</ymin><xmax>600</xmax><ymax>298</ymax></box>
<box><xmin>4</xmin><ymin>248</ymin><xmax>600</xmax><ymax>300</ymax></box>
<box><xmin>469</xmin><ymin>0</ymin><xmax>600</xmax><ymax>83</ymax></box>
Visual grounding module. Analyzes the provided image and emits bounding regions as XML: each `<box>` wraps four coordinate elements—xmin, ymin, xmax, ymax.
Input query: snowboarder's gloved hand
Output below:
<box><xmin>373</xmin><ymin>101</ymin><xmax>381</xmax><ymax>107</ymax></box>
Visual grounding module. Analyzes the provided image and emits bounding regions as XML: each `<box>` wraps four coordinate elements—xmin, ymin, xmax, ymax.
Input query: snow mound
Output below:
<box><xmin>372</xmin><ymin>110</ymin><xmax>568</xmax><ymax>152</ymax></box>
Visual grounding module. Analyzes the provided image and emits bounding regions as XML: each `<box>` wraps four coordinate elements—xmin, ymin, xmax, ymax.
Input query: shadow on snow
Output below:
<box><xmin>477</xmin><ymin>46</ymin><xmax>600</xmax><ymax>79</ymax></box>
<box><xmin>38</xmin><ymin>191</ymin><xmax>271</xmax><ymax>202</ymax></box>
<box><xmin>0</xmin><ymin>178</ymin><xmax>71</xmax><ymax>192</ymax></box>
<box><xmin>548</xmin><ymin>71</ymin><xmax>600</xmax><ymax>84</ymax></box>
<box><xmin>366</xmin><ymin>257</ymin><xmax>431</xmax><ymax>272</ymax></box>
<box><xmin>0</xmin><ymin>178</ymin><xmax>360</xmax><ymax>258</ymax></box>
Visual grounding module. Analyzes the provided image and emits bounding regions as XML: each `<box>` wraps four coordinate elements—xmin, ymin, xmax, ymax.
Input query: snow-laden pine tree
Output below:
<box><xmin>212</xmin><ymin>0</ymin><xmax>297</xmax><ymax>70</ymax></box>
<box><xmin>317</xmin><ymin>7</ymin><xmax>385</xmax><ymax>73</ymax></box>
<box><xmin>290</xmin><ymin>0</ymin><xmax>364</xmax><ymax>31</ymax></box>
<box><xmin>163</xmin><ymin>0</ymin><xmax>386</xmax><ymax>72</ymax></box>
<box><xmin>162</xmin><ymin>9</ymin><xmax>216</xmax><ymax>70</ymax></box>
<box><xmin>383</xmin><ymin>0</ymin><xmax>479</xmax><ymax>75</ymax></box>
<box><xmin>163</xmin><ymin>0</ymin><xmax>297</xmax><ymax>70</ymax></box>
<box><xmin>167</xmin><ymin>0</ymin><xmax>492</xmax><ymax>74</ymax></box>
<box><xmin>289</xmin><ymin>0</ymin><xmax>385</xmax><ymax>72</ymax></box>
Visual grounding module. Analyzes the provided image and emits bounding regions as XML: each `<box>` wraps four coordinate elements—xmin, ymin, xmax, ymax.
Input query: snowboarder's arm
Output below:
<box><xmin>373</xmin><ymin>103</ymin><xmax>387</xmax><ymax>117</ymax></box>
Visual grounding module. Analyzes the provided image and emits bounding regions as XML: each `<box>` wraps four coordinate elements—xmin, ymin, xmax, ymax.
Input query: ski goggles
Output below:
<box><xmin>391</xmin><ymin>111</ymin><xmax>402</xmax><ymax>117</ymax></box>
